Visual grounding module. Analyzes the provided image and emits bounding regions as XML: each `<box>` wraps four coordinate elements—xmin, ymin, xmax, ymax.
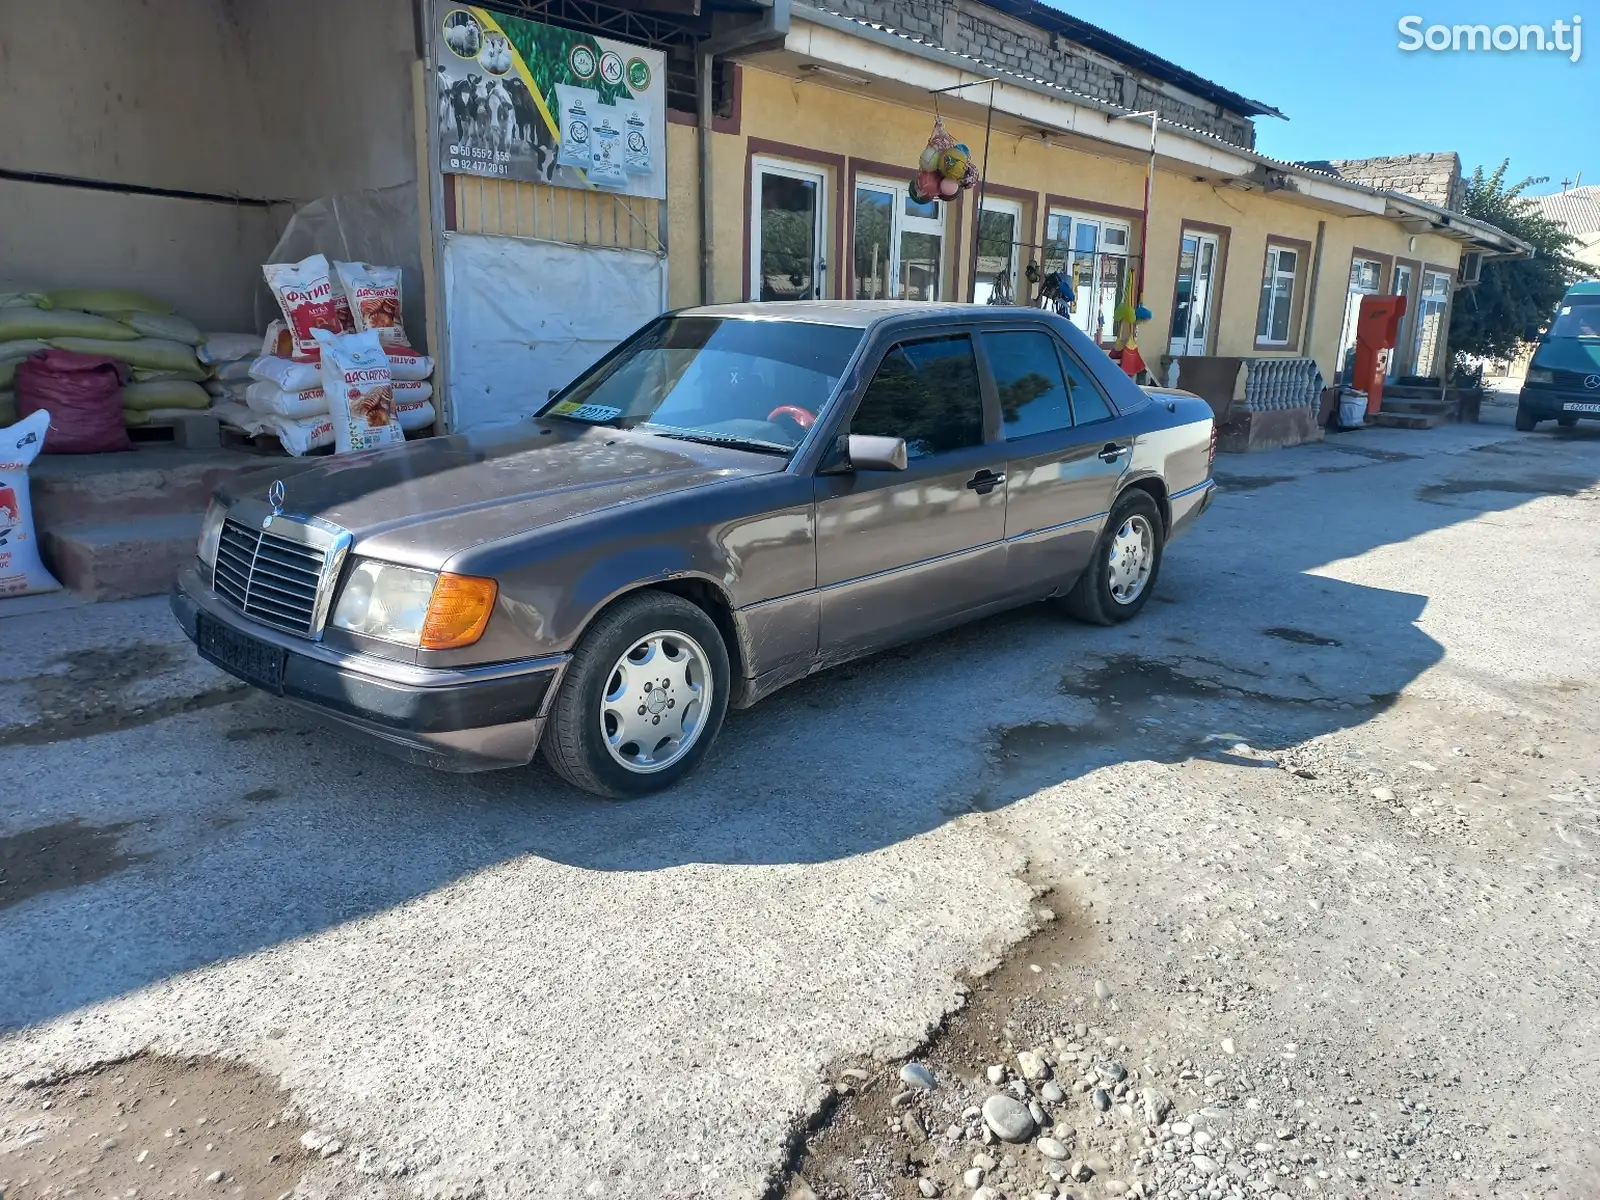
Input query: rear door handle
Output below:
<box><xmin>967</xmin><ymin>468</ymin><xmax>1006</xmax><ymax>494</ymax></box>
<box><xmin>1098</xmin><ymin>442</ymin><xmax>1130</xmax><ymax>464</ymax></box>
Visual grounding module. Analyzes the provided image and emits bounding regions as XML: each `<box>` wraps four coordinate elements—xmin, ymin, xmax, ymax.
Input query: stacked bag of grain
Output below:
<box><xmin>196</xmin><ymin>331</ymin><xmax>265</xmax><ymax>407</ymax></box>
<box><xmin>0</xmin><ymin>288</ymin><xmax>216</xmax><ymax>433</ymax></box>
<box><xmin>231</xmin><ymin>255</ymin><xmax>434</xmax><ymax>456</ymax></box>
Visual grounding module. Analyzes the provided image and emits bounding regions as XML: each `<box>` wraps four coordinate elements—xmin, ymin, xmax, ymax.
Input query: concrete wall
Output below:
<box><xmin>0</xmin><ymin>0</ymin><xmax>418</xmax><ymax>332</ymax></box>
<box><xmin>702</xmin><ymin>67</ymin><xmax>1463</xmax><ymax>382</ymax></box>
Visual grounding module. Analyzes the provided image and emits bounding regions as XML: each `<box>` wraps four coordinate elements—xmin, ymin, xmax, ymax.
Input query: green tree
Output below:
<box><xmin>1449</xmin><ymin>160</ymin><xmax>1583</xmax><ymax>361</ymax></box>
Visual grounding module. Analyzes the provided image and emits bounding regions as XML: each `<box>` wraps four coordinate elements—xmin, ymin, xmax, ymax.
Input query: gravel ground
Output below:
<box><xmin>2</xmin><ymin>411</ymin><xmax>1598</xmax><ymax>1199</ymax></box>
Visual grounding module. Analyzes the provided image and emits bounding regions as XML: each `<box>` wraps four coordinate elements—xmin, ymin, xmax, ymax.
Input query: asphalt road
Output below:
<box><xmin>3</xmin><ymin>408</ymin><xmax>1597</xmax><ymax>1199</ymax></box>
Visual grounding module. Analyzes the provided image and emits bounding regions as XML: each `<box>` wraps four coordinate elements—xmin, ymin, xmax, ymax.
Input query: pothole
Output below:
<box><xmin>0</xmin><ymin>817</ymin><xmax>146</xmax><ymax>911</ymax></box>
<box><xmin>1417</xmin><ymin>475</ymin><xmax>1594</xmax><ymax>504</ymax></box>
<box><xmin>0</xmin><ymin>1054</ymin><xmax>313</xmax><ymax>1198</ymax></box>
<box><xmin>1261</xmin><ymin>627</ymin><xmax>1342</xmax><ymax>647</ymax></box>
<box><xmin>781</xmin><ymin>889</ymin><xmax>1096</xmax><ymax>1200</ymax></box>
<box><xmin>2</xmin><ymin>643</ymin><xmax>245</xmax><ymax>749</ymax></box>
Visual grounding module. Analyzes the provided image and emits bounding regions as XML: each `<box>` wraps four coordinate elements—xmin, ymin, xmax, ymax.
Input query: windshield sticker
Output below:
<box><xmin>561</xmin><ymin>403</ymin><xmax>623</xmax><ymax>422</ymax></box>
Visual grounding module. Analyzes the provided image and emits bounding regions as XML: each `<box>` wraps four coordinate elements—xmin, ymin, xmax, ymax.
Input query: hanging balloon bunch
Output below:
<box><xmin>911</xmin><ymin>117</ymin><xmax>979</xmax><ymax>204</ymax></box>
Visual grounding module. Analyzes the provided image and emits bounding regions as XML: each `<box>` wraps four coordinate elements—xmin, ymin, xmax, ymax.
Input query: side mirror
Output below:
<box><xmin>846</xmin><ymin>433</ymin><xmax>908</xmax><ymax>471</ymax></box>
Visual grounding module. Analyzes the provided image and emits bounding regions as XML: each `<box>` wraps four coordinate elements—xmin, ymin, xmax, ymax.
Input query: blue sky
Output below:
<box><xmin>1059</xmin><ymin>0</ymin><xmax>1595</xmax><ymax>196</ymax></box>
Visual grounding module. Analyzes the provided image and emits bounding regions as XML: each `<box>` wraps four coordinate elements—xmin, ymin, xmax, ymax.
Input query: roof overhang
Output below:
<box><xmin>749</xmin><ymin>7</ymin><xmax>1532</xmax><ymax>260</ymax></box>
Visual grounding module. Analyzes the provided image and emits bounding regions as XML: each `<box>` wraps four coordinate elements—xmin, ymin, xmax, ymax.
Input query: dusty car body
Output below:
<box><xmin>171</xmin><ymin>302</ymin><xmax>1215</xmax><ymax>796</ymax></box>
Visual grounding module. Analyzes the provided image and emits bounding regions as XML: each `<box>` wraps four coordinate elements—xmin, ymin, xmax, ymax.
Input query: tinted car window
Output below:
<box><xmin>1548</xmin><ymin>295</ymin><xmax>1600</xmax><ymax>338</ymax></box>
<box><xmin>852</xmin><ymin>335</ymin><xmax>983</xmax><ymax>457</ymax></box>
<box><xmin>985</xmin><ymin>331</ymin><xmax>1073</xmax><ymax>440</ymax></box>
<box><xmin>1060</xmin><ymin>349</ymin><xmax>1116</xmax><ymax>425</ymax></box>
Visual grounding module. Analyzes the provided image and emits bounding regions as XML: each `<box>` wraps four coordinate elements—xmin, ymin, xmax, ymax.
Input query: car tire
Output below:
<box><xmin>541</xmin><ymin>590</ymin><xmax>731</xmax><ymax>798</ymax></box>
<box><xmin>1557</xmin><ymin>415</ymin><xmax>1578</xmax><ymax>428</ymax></box>
<box><xmin>1060</xmin><ymin>488</ymin><xmax>1164</xmax><ymax>626</ymax></box>
<box><xmin>1515</xmin><ymin>406</ymin><xmax>1538</xmax><ymax>432</ymax></box>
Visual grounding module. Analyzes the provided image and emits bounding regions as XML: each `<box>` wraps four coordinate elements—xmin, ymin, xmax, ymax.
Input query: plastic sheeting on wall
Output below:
<box><xmin>256</xmin><ymin>183</ymin><xmax>427</xmax><ymax>353</ymax></box>
<box><xmin>443</xmin><ymin>233</ymin><xmax>665</xmax><ymax>432</ymax></box>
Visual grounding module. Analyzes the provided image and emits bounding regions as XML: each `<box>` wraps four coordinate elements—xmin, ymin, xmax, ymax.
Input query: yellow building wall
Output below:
<box><xmin>688</xmin><ymin>67</ymin><xmax>1464</xmax><ymax>381</ymax></box>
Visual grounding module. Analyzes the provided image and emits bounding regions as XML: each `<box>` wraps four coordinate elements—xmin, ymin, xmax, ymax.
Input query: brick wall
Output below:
<box><xmin>818</xmin><ymin>0</ymin><xmax>1257</xmax><ymax>149</ymax></box>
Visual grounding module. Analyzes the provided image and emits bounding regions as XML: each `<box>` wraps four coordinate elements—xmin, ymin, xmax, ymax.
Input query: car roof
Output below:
<box><xmin>1565</xmin><ymin>281</ymin><xmax>1600</xmax><ymax>298</ymax></box>
<box><xmin>678</xmin><ymin>300</ymin><xmax>1063</xmax><ymax>330</ymax></box>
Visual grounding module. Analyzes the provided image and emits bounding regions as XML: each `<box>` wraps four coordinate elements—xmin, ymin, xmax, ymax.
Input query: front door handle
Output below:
<box><xmin>967</xmin><ymin>468</ymin><xmax>1006</xmax><ymax>494</ymax></box>
<box><xmin>1098</xmin><ymin>442</ymin><xmax>1131</xmax><ymax>465</ymax></box>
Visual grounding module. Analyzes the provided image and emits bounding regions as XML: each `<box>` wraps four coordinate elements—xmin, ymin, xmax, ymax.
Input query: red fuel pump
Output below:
<box><xmin>1353</xmin><ymin>294</ymin><xmax>1407</xmax><ymax>415</ymax></box>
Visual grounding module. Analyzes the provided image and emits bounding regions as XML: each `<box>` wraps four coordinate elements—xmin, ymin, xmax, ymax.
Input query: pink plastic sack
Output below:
<box><xmin>16</xmin><ymin>349</ymin><xmax>131</xmax><ymax>454</ymax></box>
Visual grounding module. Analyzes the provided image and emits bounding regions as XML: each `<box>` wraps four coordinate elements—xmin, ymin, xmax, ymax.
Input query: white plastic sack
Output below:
<box><xmin>211</xmin><ymin>358</ymin><xmax>255</xmax><ymax>382</ymax></box>
<box><xmin>204</xmin><ymin>378</ymin><xmax>252</xmax><ymax>402</ymax></box>
<box><xmin>272</xmin><ymin>412</ymin><xmax>335</xmax><ymax>456</ymax></box>
<box><xmin>555</xmin><ymin>84</ymin><xmax>597</xmax><ymax>170</ymax></box>
<box><xmin>246</xmin><ymin>380</ymin><xmax>329</xmax><ymax>419</ymax></box>
<box><xmin>384</xmin><ymin>348</ymin><xmax>433</xmax><ymax>381</ymax></box>
<box><xmin>334</xmin><ymin>261</ymin><xmax>412</xmax><ymax>350</ymax></box>
<box><xmin>396</xmin><ymin>398</ymin><xmax>436</xmax><ymax>432</ymax></box>
<box><xmin>311</xmin><ymin>327</ymin><xmax>403</xmax><ymax>455</ymax></box>
<box><xmin>198</xmin><ymin>332</ymin><xmax>265</xmax><ymax>365</ymax></box>
<box><xmin>249</xmin><ymin>355</ymin><xmax>322</xmax><ymax>393</ymax></box>
<box><xmin>263</xmin><ymin>254</ymin><xmax>342</xmax><ymax>358</ymax></box>
<box><xmin>0</xmin><ymin>410</ymin><xmax>62</xmax><ymax>596</ymax></box>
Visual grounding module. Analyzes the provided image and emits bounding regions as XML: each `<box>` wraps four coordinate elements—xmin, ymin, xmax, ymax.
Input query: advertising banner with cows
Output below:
<box><xmin>434</xmin><ymin>5</ymin><xmax>667</xmax><ymax>200</ymax></box>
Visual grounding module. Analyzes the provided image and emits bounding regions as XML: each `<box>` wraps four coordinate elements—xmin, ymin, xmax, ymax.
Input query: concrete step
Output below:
<box><xmin>41</xmin><ymin>514</ymin><xmax>203</xmax><ymax>602</ymax></box>
<box><xmin>29</xmin><ymin>446</ymin><xmax>306</xmax><ymax>529</ymax></box>
<box><xmin>1380</xmin><ymin>396</ymin><xmax>1452</xmax><ymax>416</ymax></box>
<box><xmin>1371</xmin><ymin>411</ymin><xmax>1445</xmax><ymax>430</ymax></box>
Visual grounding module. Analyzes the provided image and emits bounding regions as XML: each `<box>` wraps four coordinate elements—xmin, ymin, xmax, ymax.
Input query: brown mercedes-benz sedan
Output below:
<box><xmin>172</xmin><ymin>302</ymin><xmax>1216</xmax><ymax>797</ymax></box>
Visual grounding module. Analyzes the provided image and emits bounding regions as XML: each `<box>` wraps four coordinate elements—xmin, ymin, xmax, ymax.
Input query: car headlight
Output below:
<box><xmin>196</xmin><ymin>499</ymin><xmax>227</xmax><ymax>570</ymax></box>
<box><xmin>332</xmin><ymin>558</ymin><xmax>498</xmax><ymax>650</ymax></box>
<box><xmin>1525</xmin><ymin>367</ymin><xmax>1554</xmax><ymax>385</ymax></box>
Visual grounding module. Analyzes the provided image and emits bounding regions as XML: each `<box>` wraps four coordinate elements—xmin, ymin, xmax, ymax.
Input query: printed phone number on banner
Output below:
<box><xmin>448</xmin><ymin>145</ymin><xmax>513</xmax><ymax>175</ymax></box>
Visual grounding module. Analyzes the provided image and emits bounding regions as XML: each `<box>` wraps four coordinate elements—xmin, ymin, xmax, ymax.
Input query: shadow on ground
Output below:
<box><xmin>2</xmin><ymin>428</ymin><xmax>1596</xmax><ymax>1030</ymax></box>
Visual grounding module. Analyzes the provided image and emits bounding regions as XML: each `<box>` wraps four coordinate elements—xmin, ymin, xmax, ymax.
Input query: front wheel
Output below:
<box><xmin>1515</xmin><ymin>406</ymin><xmax>1538</xmax><ymax>432</ymax></box>
<box><xmin>1060</xmin><ymin>489</ymin><xmax>1164</xmax><ymax>626</ymax></box>
<box><xmin>541</xmin><ymin>591</ymin><xmax>731</xmax><ymax>798</ymax></box>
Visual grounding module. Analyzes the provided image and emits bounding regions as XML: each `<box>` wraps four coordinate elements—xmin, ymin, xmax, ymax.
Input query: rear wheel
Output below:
<box><xmin>541</xmin><ymin>591</ymin><xmax>730</xmax><ymax>798</ymax></box>
<box><xmin>1515</xmin><ymin>406</ymin><xmax>1538</xmax><ymax>432</ymax></box>
<box><xmin>1060</xmin><ymin>489</ymin><xmax>1164</xmax><ymax>626</ymax></box>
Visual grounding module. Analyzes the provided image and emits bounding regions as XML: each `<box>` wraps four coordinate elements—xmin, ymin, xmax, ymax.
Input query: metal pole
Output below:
<box><xmin>966</xmin><ymin>80</ymin><xmax>996</xmax><ymax>303</ymax></box>
<box><xmin>1137</xmin><ymin>114</ymin><xmax>1156</xmax><ymax>305</ymax></box>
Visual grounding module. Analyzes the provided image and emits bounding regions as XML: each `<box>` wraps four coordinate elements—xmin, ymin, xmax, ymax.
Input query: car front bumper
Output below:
<box><xmin>1518</xmin><ymin>388</ymin><xmax>1600</xmax><ymax>421</ymax></box>
<box><xmin>171</xmin><ymin>565</ymin><xmax>568</xmax><ymax>771</ymax></box>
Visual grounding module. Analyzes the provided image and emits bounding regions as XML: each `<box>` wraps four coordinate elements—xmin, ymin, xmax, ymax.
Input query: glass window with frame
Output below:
<box><xmin>1335</xmin><ymin>257</ymin><xmax>1385</xmax><ymax>380</ymax></box>
<box><xmin>1256</xmin><ymin>244</ymin><xmax>1300</xmax><ymax>345</ymax></box>
<box><xmin>984</xmin><ymin>331</ymin><xmax>1071</xmax><ymax>439</ymax></box>
<box><xmin>852</xmin><ymin>178</ymin><xmax>944</xmax><ymax>302</ymax></box>
<box><xmin>851</xmin><ymin>335</ymin><xmax>982</xmax><ymax>458</ymax></box>
<box><xmin>1043</xmin><ymin>210</ymin><xmax>1130</xmax><ymax>344</ymax></box>
<box><xmin>1412</xmin><ymin>270</ymin><xmax>1452</xmax><ymax>378</ymax></box>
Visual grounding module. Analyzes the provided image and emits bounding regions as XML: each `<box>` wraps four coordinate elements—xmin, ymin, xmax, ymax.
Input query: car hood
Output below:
<box><xmin>1530</xmin><ymin>337</ymin><xmax>1600</xmax><ymax>377</ymax></box>
<box><xmin>221</xmin><ymin>420</ymin><xmax>784</xmax><ymax>569</ymax></box>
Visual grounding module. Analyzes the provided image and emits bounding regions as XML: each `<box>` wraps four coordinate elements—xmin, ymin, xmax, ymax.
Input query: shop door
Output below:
<box><xmin>973</xmin><ymin>197</ymin><xmax>1023</xmax><ymax>305</ymax></box>
<box><xmin>1168</xmin><ymin>232</ymin><xmax>1219</xmax><ymax>357</ymax></box>
<box><xmin>751</xmin><ymin>159</ymin><xmax>827</xmax><ymax>301</ymax></box>
<box><xmin>1387</xmin><ymin>265</ymin><xmax>1415</xmax><ymax>380</ymax></box>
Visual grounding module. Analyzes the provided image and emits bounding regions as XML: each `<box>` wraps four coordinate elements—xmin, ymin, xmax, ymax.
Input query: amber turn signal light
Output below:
<box><xmin>420</xmin><ymin>573</ymin><xmax>498</xmax><ymax>650</ymax></box>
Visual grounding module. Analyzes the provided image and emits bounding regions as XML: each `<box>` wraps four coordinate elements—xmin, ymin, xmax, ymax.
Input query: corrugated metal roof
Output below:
<box><xmin>1531</xmin><ymin>186</ymin><xmax>1600</xmax><ymax>236</ymax></box>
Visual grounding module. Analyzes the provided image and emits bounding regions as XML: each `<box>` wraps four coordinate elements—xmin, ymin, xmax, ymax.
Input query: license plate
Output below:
<box><xmin>196</xmin><ymin>615</ymin><xmax>286</xmax><ymax>693</ymax></box>
<box><xmin>1562</xmin><ymin>402</ymin><xmax>1600</xmax><ymax>414</ymax></box>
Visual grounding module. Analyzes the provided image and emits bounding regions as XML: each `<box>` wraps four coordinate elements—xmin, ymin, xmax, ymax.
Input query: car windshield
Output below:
<box><xmin>1548</xmin><ymin>296</ymin><xmax>1600</xmax><ymax>339</ymax></box>
<box><xmin>541</xmin><ymin>316</ymin><xmax>863</xmax><ymax>453</ymax></box>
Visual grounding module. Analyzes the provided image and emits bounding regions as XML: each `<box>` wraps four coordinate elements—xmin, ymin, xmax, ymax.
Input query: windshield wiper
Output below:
<box><xmin>641</xmin><ymin>427</ymin><xmax>794</xmax><ymax>456</ymax></box>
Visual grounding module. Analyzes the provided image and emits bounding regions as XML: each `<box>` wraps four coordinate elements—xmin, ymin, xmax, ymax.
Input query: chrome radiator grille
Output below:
<box><xmin>212</xmin><ymin>518</ymin><xmax>327</xmax><ymax>636</ymax></box>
